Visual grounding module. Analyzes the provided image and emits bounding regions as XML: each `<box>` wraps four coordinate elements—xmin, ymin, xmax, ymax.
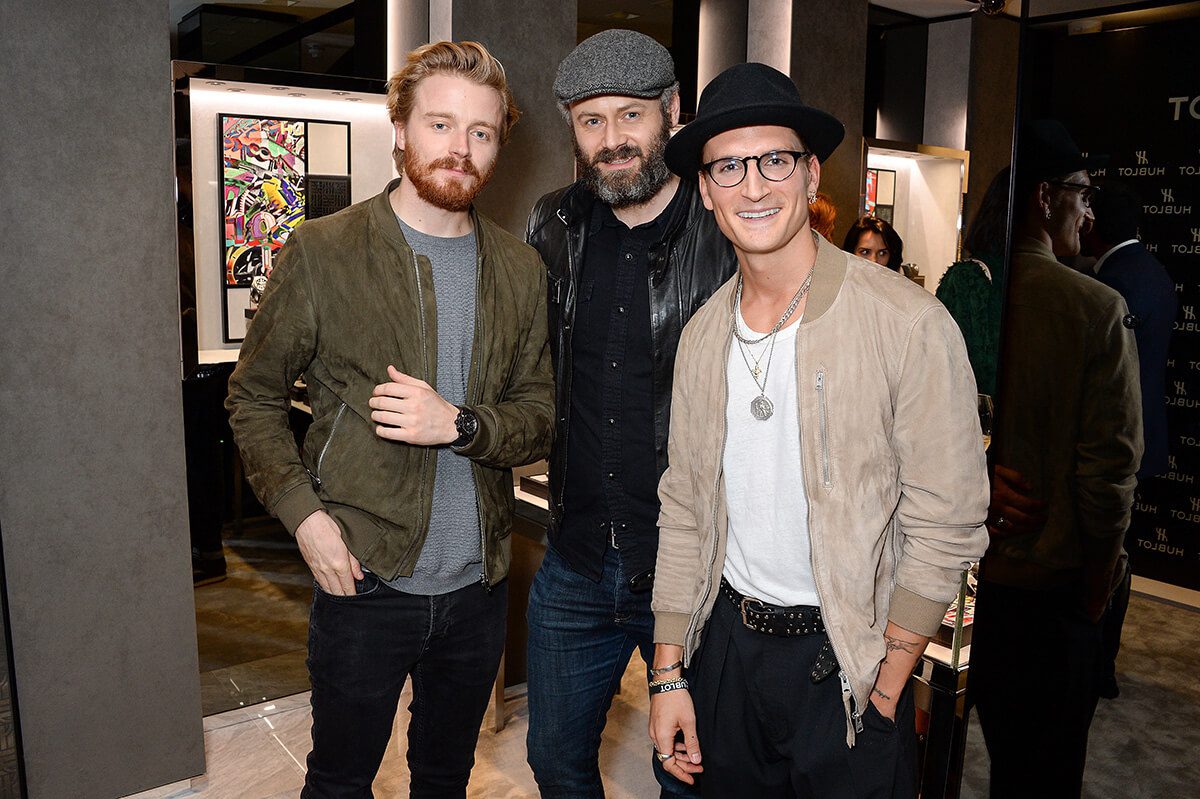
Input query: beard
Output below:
<box><xmin>574</xmin><ymin>115</ymin><xmax>673</xmax><ymax>209</ymax></box>
<box><xmin>403</xmin><ymin>150</ymin><xmax>495</xmax><ymax>213</ymax></box>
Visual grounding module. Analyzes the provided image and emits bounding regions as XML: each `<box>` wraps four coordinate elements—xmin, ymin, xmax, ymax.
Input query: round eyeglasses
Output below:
<box><xmin>1048</xmin><ymin>180</ymin><xmax>1098</xmax><ymax>207</ymax></box>
<box><xmin>702</xmin><ymin>150</ymin><xmax>812</xmax><ymax>188</ymax></box>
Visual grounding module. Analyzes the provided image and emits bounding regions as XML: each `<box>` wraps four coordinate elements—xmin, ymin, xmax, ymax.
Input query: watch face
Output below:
<box><xmin>457</xmin><ymin>409</ymin><xmax>478</xmax><ymax>438</ymax></box>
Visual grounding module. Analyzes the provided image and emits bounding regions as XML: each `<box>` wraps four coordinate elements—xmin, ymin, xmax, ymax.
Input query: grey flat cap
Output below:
<box><xmin>554</xmin><ymin>29</ymin><xmax>675</xmax><ymax>105</ymax></box>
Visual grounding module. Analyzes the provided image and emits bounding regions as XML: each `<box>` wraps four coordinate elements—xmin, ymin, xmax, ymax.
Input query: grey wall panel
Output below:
<box><xmin>699</xmin><ymin>0</ymin><xmax>749</xmax><ymax>94</ymax></box>
<box><xmin>791</xmin><ymin>0</ymin><xmax>869</xmax><ymax>244</ymax></box>
<box><xmin>875</xmin><ymin>23</ymin><xmax>928</xmax><ymax>144</ymax></box>
<box><xmin>450</xmin><ymin>0</ymin><xmax>577</xmax><ymax>238</ymax></box>
<box><xmin>0</xmin><ymin>2</ymin><xmax>205</xmax><ymax>797</ymax></box>
<box><xmin>924</xmin><ymin>18</ymin><xmax>972</xmax><ymax>151</ymax></box>
<box><xmin>965</xmin><ymin>14</ymin><xmax>1020</xmax><ymax>241</ymax></box>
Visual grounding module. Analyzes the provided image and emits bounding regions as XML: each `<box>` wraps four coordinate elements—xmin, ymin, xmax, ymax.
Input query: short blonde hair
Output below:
<box><xmin>386</xmin><ymin>41</ymin><xmax>521</xmax><ymax>172</ymax></box>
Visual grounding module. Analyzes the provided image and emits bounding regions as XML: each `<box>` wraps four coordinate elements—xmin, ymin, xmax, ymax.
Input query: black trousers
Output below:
<box><xmin>689</xmin><ymin>596</ymin><xmax>917</xmax><ymax>799</ymax></box>
<box><xmin>968</xmin><ymin>580</ymin><xmax>1102</xmax><ymax>799</ymax></box>
<box><xmin>302</xmin><ymin>575</ymin><xmax>507</xmax><ymax>799</ymax></box>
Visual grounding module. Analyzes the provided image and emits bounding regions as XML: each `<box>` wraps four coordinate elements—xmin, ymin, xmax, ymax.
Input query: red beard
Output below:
<box><xmin>404</xmin><ymin>152</ymin><xmax>495</xmax><ymax>213</ymax></box>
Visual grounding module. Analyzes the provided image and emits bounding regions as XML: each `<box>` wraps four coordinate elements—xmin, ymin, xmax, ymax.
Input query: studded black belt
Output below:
<box><xmin>720</xmin><ymin>579</ymin><xmax>826</xmax><ymax>637</ymax></box>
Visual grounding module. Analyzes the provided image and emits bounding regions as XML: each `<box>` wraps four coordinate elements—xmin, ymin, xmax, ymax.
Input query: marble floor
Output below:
<box><xmin>196</xmin><ymin>519</ymin><xmax>312</xmax><ymax>716</ymax></box>
<box><xmin>145</xmin><ymin>592</ymin><xmax>1200</xmax><ymax>799</ymax></box>
<box><xmin>124</xmin><ymin>649</ymin><xmax>660</xmax><ymax>799</ymax></box>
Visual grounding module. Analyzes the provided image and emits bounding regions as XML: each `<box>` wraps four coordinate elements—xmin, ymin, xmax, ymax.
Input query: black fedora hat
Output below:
<box><xmin>665</xmin><ymin>62</ymin><xmax>845</xmax><ymax>177</ymax></box>
<box><xmin>1017</xmin><ymin>119</ymin><xmax>1108</xmax><ymax>184</ymax></box>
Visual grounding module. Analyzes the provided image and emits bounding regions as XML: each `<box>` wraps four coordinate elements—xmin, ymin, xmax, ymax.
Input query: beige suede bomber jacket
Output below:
<box><xmin>652</xmin><ymin>235</ymin><xmax>990</xmax><ymax>741</ymax></box>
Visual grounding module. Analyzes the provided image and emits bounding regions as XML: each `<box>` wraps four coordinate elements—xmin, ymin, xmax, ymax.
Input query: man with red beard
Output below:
<box><xmin>523</xmin><ymin>29</ymin><xmax>736</xmax><ymax>798</ymax></box>
<box><xmin>226</xmin><ymin>41</ymin><xmax>553</xmax><ymax>797</ymax></box>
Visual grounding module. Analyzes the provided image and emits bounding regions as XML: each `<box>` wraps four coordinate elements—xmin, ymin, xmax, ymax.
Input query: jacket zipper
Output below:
<box><xmin>410</xmin><ymin>249</ymin><xmax>433</xmax><ymax>547</ymax></box>
<box><xmin>815</xmin><ymin>369</ymin><xmax>832</xmax><ymax>488</ymax></box>
<box><xmin>554</xmin><ymin>209</ymin><xmax>577</xmax><ymax>521</ymax></box>
<box><xmin>804</xmin><ymin>361</ymin><xmax>861</xmax><ymax>740</ymax></box>
<box><xmin>469</xmin><ymin>251</ymin><xmax>490</xmax><ymax>589</ymax></box>
<box><xmin>312</xmin><ymin>402</ymin><xmax>348</xmax><ymax>490</ymax></box>
<box><xmin>683</xmin><ymin>329</ymin><xmax>731</xmax><ymax>664</ymax></box>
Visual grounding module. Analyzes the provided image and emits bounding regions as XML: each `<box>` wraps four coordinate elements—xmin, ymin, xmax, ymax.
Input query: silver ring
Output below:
<box><xmin>655</xmin><ymin>751</ymin><xmax>675</xmax><ymax>763</ymax></box>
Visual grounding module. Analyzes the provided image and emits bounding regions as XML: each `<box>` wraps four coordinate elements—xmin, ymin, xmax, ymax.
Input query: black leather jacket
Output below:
<box><xmin>526</xmin><ymin>179</ymin><xmax>737</xmax><ymax>585</ymax></box>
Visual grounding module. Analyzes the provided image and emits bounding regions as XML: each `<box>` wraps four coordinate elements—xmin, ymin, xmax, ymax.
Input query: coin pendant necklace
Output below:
<box><xmin>732</xmin><ymin>265</ymin><xmax>816</xmax><ymax>421</ymax></box>
<box><xmin>738</xmin><ymin>332</ymin><xmax>778</xmax><ymax>420</ymax></box>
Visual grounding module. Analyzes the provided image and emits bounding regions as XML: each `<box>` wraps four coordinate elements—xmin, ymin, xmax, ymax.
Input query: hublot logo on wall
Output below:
<box><xmin>1176</xmin><ymin>380</ymin><xmax>1188</xmax><ymax>397</ymax></box>
<box><xmin>1163</xmin><ymin>455</ymin><xmax>1194</xmax><ymax>483</ymax></box>
<box><xmin>1137</xmin><ymin>150</ymin><xmax>1149</xmax><ymax>165</ymax></box>
<box><xmin>1168</xmin><ymin>96</ymin><xmax>1200</xmax><ymax>120</ymax></box>
<box><xmin>1177</xmin><ymin>231</ymin><xmax>1200</xmax><ymax>255</ymax></box>
<box><xmin>1119</xmin><ymin>166</ymin><xmax>1165</xmax><ymax>177</ymax></box>
<box><xmin>1145</xmin><ymin>188</ymin><xmax>1191</xmax><ymax>215</ymax></box>
<box><xmin>1138</xmin><ymin>528</ymin><xmax>1184</xmax><ymax>557</ymax></box>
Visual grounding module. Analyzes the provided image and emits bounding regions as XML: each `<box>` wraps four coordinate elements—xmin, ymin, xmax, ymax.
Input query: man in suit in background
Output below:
<box><xmin>1082</xmin><ymin>181</ymin><xmax>1176</xmax><ymax>480</ymax></box>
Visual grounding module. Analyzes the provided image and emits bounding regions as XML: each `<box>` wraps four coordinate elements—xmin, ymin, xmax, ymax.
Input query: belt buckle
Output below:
<box><xmin>739</xmin><ymin>595</ymin><xmax>766</xmax><ymax>629</ymax></box>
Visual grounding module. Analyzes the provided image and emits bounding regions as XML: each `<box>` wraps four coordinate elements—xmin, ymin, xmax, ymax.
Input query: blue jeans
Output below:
<box><xmin>302</xmin><ymin>574</ymin><xmax>507</xmax><ymax>799</ymax></box>
<box><xmin>526</xmin><ymin>545</ymin><xmax>699</xmax><ymax>798</ymax></box>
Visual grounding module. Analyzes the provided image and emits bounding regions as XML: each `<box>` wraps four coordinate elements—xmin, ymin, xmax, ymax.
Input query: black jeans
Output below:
<box><xmin>690</xmin><ymin>596</ymin><xmax>917</xmax><ymax>799</ymax></box>
<box><xmin>301</xmin><ymin>574</ymin><xmax>508</xmax><ymax>799</ymax></box>
<box><xmin>969</xmin><ymin>579</ymin><xmax>1102</xmax><ymax>799</ymax></box>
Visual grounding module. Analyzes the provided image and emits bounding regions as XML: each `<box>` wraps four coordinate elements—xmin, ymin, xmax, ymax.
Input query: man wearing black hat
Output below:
<box><xmin>971</xmin><ymin>120</ymin><xmax>1143</xmax><ymax>798</ymax></box>
<box><xmin>646</xmin><ymin>62</ymin><xmax>989</xmax><ymax>797</ymax></box>
<box><xmin>523</xmin><ymin>28</ymin><xmax>736</xmax><ymax>798</ymax></box>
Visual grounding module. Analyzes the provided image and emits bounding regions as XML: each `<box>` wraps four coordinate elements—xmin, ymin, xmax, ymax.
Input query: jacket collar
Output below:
<box><xmin>370</xmin><ymin>177</ymin><xmax>491</xmax><ymax>261</ymax></box>
<box><xmin>1012</xmin><ymin>234</ymin><xmax>1056</xmax><ymax>261</ymax></box>
<box><xmin>557</xmin><ymin>177</ymin><xmax>704</xmax><ymax>242</ymax></box>
<box><xmin>720</xmin><ymin>232</ymin><xmax>848</xmax><ymax>325</ymax></box>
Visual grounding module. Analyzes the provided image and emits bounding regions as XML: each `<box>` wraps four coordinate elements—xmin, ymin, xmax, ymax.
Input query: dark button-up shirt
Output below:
<box><xmin>559</xmin><ymin>191</ymin><xmax>684</xmax><ymax>582</ymax></box>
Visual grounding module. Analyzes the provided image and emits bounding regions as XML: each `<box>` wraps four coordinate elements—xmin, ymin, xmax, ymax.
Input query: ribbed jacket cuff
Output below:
<box><xmin>653</xmin><ymin>611</ymin><xmax>691</xmax><ymax>646</ymax></box>
<box><xmin>273</xmin><ymin>482</ymin><xmax>326</xmax><ymax>536</ymax></box>
<box><xmin>452</xmin><ymin>404</ymin><xmax>495</xmax><ymax>460</ymax></box>
<box><xmin>887</xmin><ymin>585</ymin><xmax>951</xmax><ymax>637</ymax></box>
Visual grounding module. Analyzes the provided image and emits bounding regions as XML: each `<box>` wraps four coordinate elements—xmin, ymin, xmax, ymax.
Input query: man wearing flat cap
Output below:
<box><xmin>524</xmin><ymin>28</ymin><xmax>736</xmax><ymax>798</ymax></box>
<box><xmin>971</xmin><ymin>119</ymin><xmax>1142</xmax><ymax>798</ymax></box>
<box><xmin>646</xmin><ymin>62</ymin><xmax>989</xmax><ymax>797</ymax></box>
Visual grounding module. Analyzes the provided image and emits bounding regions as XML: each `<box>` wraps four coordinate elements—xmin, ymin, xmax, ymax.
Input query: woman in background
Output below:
<box><xmin>808</xmin><ymin>192</ymin><xmax>838</xmax><ymax>243</ymax></box>
<box><xmin>842</xmin><ymin>215</ymin><xmax>904</xmax><ymax>270</ymax></box>
<box><xmin>936</xmin><ymin>166</ymin><xmax>1010</xmax><ymax>396</ymax></box>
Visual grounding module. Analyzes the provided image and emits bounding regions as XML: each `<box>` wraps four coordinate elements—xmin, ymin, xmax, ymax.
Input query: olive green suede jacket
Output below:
<box><xmin>226</xmin><ymin>181</ymin><xmax>554</xmax><ymax>585</ymax></box>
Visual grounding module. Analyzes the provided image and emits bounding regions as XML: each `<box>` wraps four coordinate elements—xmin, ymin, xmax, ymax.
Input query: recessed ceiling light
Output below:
<box><xmin>332</xmin><ymin>91</ymin><xmax>350</xmax><ymax>96</ymax></box>
<box><xmin>270</xmin><ymin>86</ymin><xmax>289</xmax><ymax>91</ymax></box>
<box><xmin>206</xmin><ymin>81</ymin><xmax>225</xmax><ymax>86</ymax></box>
<box><xmin>227</xmin><ymin>88</ymin><xmax>246</xmax><ymax>92</ymax></box>
<box><xmin>289</xmin><ymin>92</ymin><xmax>306</xmax><ymax>97</ymax></box>
<box><xmin>346</xmin><ymin>97</ymin><xmax>363</xmax><ymax>102</ymax></box>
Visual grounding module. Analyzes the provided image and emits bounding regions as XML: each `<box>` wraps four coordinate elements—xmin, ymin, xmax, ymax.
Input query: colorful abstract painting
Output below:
<box><xmin>221</xmin><ymin>116</ymin><xmax>307</xmax><ymax>288</ymax></box>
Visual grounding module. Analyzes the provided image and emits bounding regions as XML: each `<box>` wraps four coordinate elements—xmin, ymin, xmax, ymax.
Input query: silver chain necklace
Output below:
<box><xmin>736</xmin><ymin>326</ymin><xmax>779</xmax><ymax>420</ymax></box>
<box><xmin>731</xmin><ymin>266</ymin><xmax>815</xmax><ymax>420</ymax></box>
<box><xmin>731</xmin><ymin>267</ymin><xmax>815</xmax><ymax>346</ymax></box>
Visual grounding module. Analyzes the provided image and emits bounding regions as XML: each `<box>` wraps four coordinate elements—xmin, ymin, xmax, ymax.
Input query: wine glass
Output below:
<box><xmin>978</xmin><ymin>394</ymin><xmax>994</xmax><ymax>451</ymax></box>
